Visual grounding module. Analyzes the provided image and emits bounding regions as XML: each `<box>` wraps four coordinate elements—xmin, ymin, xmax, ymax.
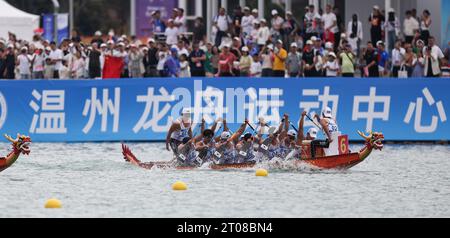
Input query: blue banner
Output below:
<box><xmin>0</xmin><ymin>78</ymin><xmax>448</xmax><ymax>142</ymax></box>
<box><xmin>42</xmin><ymin>14</ymin><xmax>54</xmax><ymax>42</ymax></box>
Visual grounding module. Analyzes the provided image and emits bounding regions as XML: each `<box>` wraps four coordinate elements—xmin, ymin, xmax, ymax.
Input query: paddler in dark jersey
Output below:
<box><xmin>195</xmin><ymin>118</ymin><xmax>221</xmax><ymax>163</ymax></box>
<box><xmin>177</xmin><ymin>137</ymin><xmax>202</xmax><ymax>166</ymax></box>
<box><xmin>235</xmin><ymin>132</ymin><xmax>259</xmax><ymax>163</ymax></box>
<box><xmin>166</xmin><ymin>108</ymin><xmax>193</xmax><ymax>154</ymax></box>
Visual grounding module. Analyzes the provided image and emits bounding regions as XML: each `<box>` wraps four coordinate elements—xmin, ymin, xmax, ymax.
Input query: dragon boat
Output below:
<box><xmin>0</xmin><ymin>134</ymin><xmax>31</xmax><ymax>173</ymax></box>
<box><xmin>121</xmin><ymin>131</ymin><xmax>384</xmax><ymax>171</ymax></box>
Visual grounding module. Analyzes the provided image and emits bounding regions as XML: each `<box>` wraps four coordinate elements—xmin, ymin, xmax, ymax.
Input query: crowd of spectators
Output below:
<box><xmin>0</xmin><ymin>5</ymin><xmax>449</xmax><ymax>80</ymax></box>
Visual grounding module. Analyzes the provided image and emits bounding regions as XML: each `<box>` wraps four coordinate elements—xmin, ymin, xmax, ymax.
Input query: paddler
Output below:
<box><xmin>277</xmin><ymin>114</ymin><xmax>298</xmax><ymax>159</ymax></box>
<box><xmin>315</xmin><ymin>107</ymin><xmax>341</xmax><ymax>156</ymax></box>
<box><xmin>214</xmin><ymin>119</ymin><xmax>249</xmax><ymax>164</ymax></box>
<box><xmin>235</xmin><ymin>132</ymin><xmax>258</xmax><ymax>163</ymax></box>
<box><xmin>177</xmin><ymin>137</ymin><xmax>202</xmax><ymax>166</ymax></box>
<box><xmin>166</xmin><ymin>108</ymin><xmax>193</xmax><ymax>154</ymax></box>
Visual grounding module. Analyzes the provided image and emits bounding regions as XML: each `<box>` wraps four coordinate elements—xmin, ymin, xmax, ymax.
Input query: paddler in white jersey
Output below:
<box><xmin>315</xmin><ymin>107</ymin><xmax>341</xmax><ymax>156</ymax></box>
<box><xmin>166</xmin><ymin>108</ymin><xmax>193</xmax><ymax>154</ymax></box>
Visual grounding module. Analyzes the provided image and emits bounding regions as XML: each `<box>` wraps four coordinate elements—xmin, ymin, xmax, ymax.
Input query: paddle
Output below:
<box><xmin>306</xmin><ymin>114</ymin><xmax>323</xmax><ymax>130</ymax></box>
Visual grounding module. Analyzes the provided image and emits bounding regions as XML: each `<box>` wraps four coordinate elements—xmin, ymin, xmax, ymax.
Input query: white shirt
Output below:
<box><xmin>174</xmin><ymin>16</ymin><xmax>187</xmax><ymax>33</ymax></box>
<box><xmin>271</xmin><ymin>16</ymin><xmax>284</xmax><ymax>31</ymax></box>
<box><xmin>403</xmin><ymin>17</ymin><xmax>420</xmax><ymax>36</ymax></box>
<box><xmin>174</xmin><ymin>46</ymin><xmax>189</xmax><ymax>58</ymax></box>
<box><xmin>250</xmin><ymin>61</ymin><xmax>262</xmax><ymax>77</ymax></box>
<box><xmin>257</xmin><ymin>26</ymin><xmax>271</xmax><ymax>45</ymax></box>
<box><xmin>423</xmin><ymin>45</ymin><xmax>445</xmax><ymax>75</ymax></box>
<box><xmin>322</xmin><ymin>13</ymin><xmax>338</xmax><ymax>33</ymax></box>
<box><xmin>215</xmin><ymin>15</ymin><xmax>232</xmax><ymax>32</ymax></box>
<box><xmin>179</xmin><ymin>61</ymin><xmax>191</xmax><ymax>78</ymax></box>
<box><xmin>325</xmin><ymin>60</ymin><xmax>340</xmax><ymax>76</ymax></box>
<box><xmin>347</xmin><ymin>21</ymin><xmax>363</xmax><ymax>40</ymax></box>
<box><xmin>49</xmin><ymin>49</ymin><xmax>64</xmax><ymax>70</ymax></box>
<box><xmin>165</xmin><ymin>27</ymin><xmax>179</xmax><ymax>46</ymax></box>
<box><xmin>32</xmin><ymin>53</ymin><xmax>45</xmax><ymax>72</ymax></box>
<box><xmin>392</xmin><ymin>47</ymin><xmax>406</xmax><ymax>66</ymax></box>
<box><xmin>17</xmin><ymin>54</ymin><xmax>31</xmax><ymax>75</ymax></box>
<box><xmin>347</xmin><ymin>37</ymin><xmax>358</xmax><ymax>54</ymax></box>
<box><xmin>241</xmin><ymin>15</ymin><xmax>255</xmax><ymax>36</ymax></box>
<box><xmin>261</xmin><ymin>53</ymin><xmax>273</xmax><ymax>69</ymax></box>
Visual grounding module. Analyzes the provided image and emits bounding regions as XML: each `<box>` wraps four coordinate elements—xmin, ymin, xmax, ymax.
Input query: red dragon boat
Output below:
<box><xmin>122</xmin><ymin>131</ymin><xmax>384</xmax><ymax>171</ymax></box>
<box><xmin>0</xmin><ymin>134</ymin><xmax>31</xmax><ymax>173</ymax></box>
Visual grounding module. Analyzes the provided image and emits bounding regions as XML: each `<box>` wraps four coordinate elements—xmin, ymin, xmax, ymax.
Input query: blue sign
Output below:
<box><xmin>0</xmin><ymin>78</ymin><xmax>448</xmax><ymax>142</ymax></box>
<box><xmin>43</xmin><ymin>14</ymin><xmax>54</xmax><ymax>42</ymax></box>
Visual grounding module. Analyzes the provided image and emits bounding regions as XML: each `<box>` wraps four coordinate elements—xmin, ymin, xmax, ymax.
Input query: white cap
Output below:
<box><xmin>373</xmin><ymin>5</ymin><xmax>380</xmax><ymax>10</ymax></box>
<box><xmin>267</xmin><ymin>44</ymin><xmax>274</xmax><ymax>50</ymax></box>
<box><xmin>277</xmin><ymin>39</ymin><xmax>283</xmax><ymax>44</ymax></box>
<box><xmin>322</xmin><ymin>107</ymin><xmax>333</xmax><ymax>118</ymax></box>
<box><xmin>306</xmin><ymin>40</ymin><xmax>313</xmax><ymax>45</ymax></box>
<box><xmin>168</xmin><ymin>19</ymin><xmax>174</xmax><ymax>23</ymax></box>
<box><xmin>233</xmin><ymin>37</ymin><xmax>241</xmax><ymax>41</ymax></box>
<box><xmin>242</xmin><ymin>46</ymin><xmax>249</xmax><ymax>52</ymax></box>
<box><xmin>271</xmin><ymin>9</ymin><xmax>278</xmax><ymax>16</ymax></box>
<box><xmin>328</xmin><ymin>52</ymin><xmax>336</xmax><ymax>58</ymax></box>
<box><xmin>307</xmin><ymin>128</ymin><xmax>318</xmax><ymax>139</ymax></box>
<box><xmin>100</xmin><ymin>43</ymin><xmax>107</xmax><ymax>48</ymax></box>
<box><xmin>252</xmin><ymin>9</ymin><xmax>258</xmax><ymax>14</ymax></box>
<box><xmin>310</xmin><ymin>36</ymin><xmax>317</xmax><ymax>41</ymax></box>
<box><xmin>95</xmin><ymin>31</ymin><xmax>102</xmax><ymax>36</ymax></box>
<box><xmin>376</xmin><ymin>40</ymin><xmax>384</xmax><ymax>46</ymax></box>
<box><xmin>244</xmin><ymin>6</ymin><xmax>250</xmax><ymax>11</ymax></box>
<box><xmin>341</xmin><ymin>33</ymin><xmax>346</xmax><ymax>38</ymax></box>
<box><xmin>290</xmin><ymin>42</ymin><xmax>298</xmax><ymax>48</ymax></box>
<box><xmin>121</xmin><ymin>34</ymin><xmax>127</xmax><ymax>39</ymax></box>
<box><xmin>182</xmin><ymin>108</ymin><xmax>192</xmax><ymax>115</ymax></box>
<box><xmin>286</xmin><ymin>11</ymin><xmax>293</xmax><ymax>15</ymax></box>
<box><xmin>45</xmin><ymin>46</ymin><xmax>51</xmax><ymax>51</ymax></box>
<box><xmin>142</xmin><ymin>47</ymin><xmax>149</xmax><ymax>51</ymax></box>
<box><xmin>260</xmin><ymin>18</ymin><xmax>267</xmax><ymax>23</ymax></box>
<box><xmin>118</xmin><ymin>42</ymin><xmax>125</xmax><ymax>47</ymax></box>
<box><xmin>325</xmin><ymin>42</ymin><xmax>334</xmax><ymax>49</ymax></box>
<box><xmin>287</xmin><ymin>130</ymin><xmax>297</xmax><ymax>137</ymax></box>
<box><xmin>21</xmin><ymin>46</ymin><xmax>28</xmax><ymax>51</ymax></box>
<box><xmin>388</xmin><ymin>8</ymin><xmax>395</xmax><ymax>13</ymax></box>
<box><xmin>148</xmin><ymin>38</ymin><xmax>156</xmax><ymax>43</ymax></box>
<box><xmin>130</xmin><ymin>44</ymin><xmax>137</xmax><ymax>48</ymax></box>
<box><xmin>7</xmin><ymin>44</ymin><xmax>14</xmax><ymax>48</ymax></box>
<box><xmin>252</xmin><ymin>19</ymin><xmax>260</xmax><ymax>25</ymax></box>
<box><xmin>221</xmin><ymin>131</ymin><xmax>232</xmax><ymax>140</ymax></box>
<box><xmin>107</xmin><ymin>40</ymin><xmax>115</xmax><ymax>44</ymax></box>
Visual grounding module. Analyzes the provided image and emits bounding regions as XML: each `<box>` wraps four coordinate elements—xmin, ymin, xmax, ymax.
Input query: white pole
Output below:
<box><xmin>286</xmin><ymin>0</ymin><xmax>292</xmax><ymax>13</ymax></box>
<box><xmin>130</xmin><ymin>0</ymin><xmax>136</xmax><ymax>35</ymax></box>
<box><xmin>206</xmin><ymin>0</ymin><xmax>212</xmax><ymax>43</ymax></box>
<box><xmin>212</xmin><ymin>0</ymin><xmax>219</xmax><ymax>16</ymax></box>
<box><xmin>69</xmin><ymin>0</ymin><xmax>74</xmax><ymax>37</ymax></box>
<box><xmin>179</xmin><ymin>0</ymin><xmax>187</xmax><ymax>11</ymax></box>
<box><xmin>385</xmin><ymin>0</ymin><xmax>391</xmax><ymax>50</ymax></box>
<box><xmin>258</xmin><ymin>0</ymin><xmax>264</xmax><ymax>19</ymax></box>
<box><xmin>221</xmin><ymin>0</ymin><xmax>228</xmax><ymax>12</ymax></box>
<box><xmin>51</xmin><ymin>0</ymin><xmax>60</xmax><ymax>42</ymax></box>
<box><xmin>240</xmin><ymin>0</ymin><xmax>246</xmax><ymax>8</ymax></box>
<box><xmin>196</xmin><ymin>0</ymin><xmax>203</xmax><ymax>18</ymax></box>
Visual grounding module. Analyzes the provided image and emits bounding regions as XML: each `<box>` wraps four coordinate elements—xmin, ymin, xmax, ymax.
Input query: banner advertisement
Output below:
<box><xmin>0</xmin><ymin>78</ymin><xmax>448</xmax><ymax>142</ymax></box>
<box><xmin>135</xmin><ymin>0</ymin><xmax>177</xmax><ymax>37</ymax></box>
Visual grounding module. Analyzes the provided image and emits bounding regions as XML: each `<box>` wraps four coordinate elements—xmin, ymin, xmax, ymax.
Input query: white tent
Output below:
<box><xmin>0</xmin><ymin>0</ymin><xmax>40</xmax><ymax>41</ymax></box>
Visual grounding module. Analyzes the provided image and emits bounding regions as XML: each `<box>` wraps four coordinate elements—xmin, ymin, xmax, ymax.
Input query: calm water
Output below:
<box><xmin>0</xmin><ymin>142</ymin><xmax>449</xmax><ymax>218</ymax></box>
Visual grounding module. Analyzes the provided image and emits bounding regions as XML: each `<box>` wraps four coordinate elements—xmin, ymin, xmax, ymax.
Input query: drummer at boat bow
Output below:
<box><xmin>166</xmin><ymin>108</ymin><xmax>193</xmax><ymax>154</ymax></box>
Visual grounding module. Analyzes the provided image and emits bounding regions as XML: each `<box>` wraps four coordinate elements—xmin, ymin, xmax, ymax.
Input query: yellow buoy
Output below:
<box><xmin>45</xmin><ymin>199</ymin><xmax>62</xmax><ymax>209</ymax></box>
<box><xmin>256</xmin><ymin>169</ymin><xmax>269</xmax><ymax>177</ymax></box>
<box><xmin>172</xmin><ymin>181</ymin><xmax>188</xmax><ymax>191</ymax></box>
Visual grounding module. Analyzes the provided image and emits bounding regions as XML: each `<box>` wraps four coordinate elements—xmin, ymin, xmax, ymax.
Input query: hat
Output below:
<box><xmin>322</xmin><ymin>107</ymin><xmax>333</xmax><ymax>118</ymax></box>
<box><xmin>173</xmin><ymin>8</ymin><xmax>180</xmax><ymax>12</ymax></box>
<box><xmin>252</xmin><ymin>19</ymin><xmax>260</xmax><ymax>25</ymax></box>
<box><xmin>7</xmin><ymin>44</ymin><xmax>14</xmax><ymax>49</ymax></box>
<box><xmin>168</xmin><ymin>19</ymin><xmax>174</xmax><ymax>23</ymax></box>
<box><xmin>100</xmin><ymin>43</ymin><xmax>107</xmax><ymax>48</ymax></box>
<box><xmin>307</xmin><ymin>128</ymin><xmax>318</xmax><ymax>139</ymax></box>
<box><xmin>244</xmin><ymin>6</ymin><xmax>250</xmax><ymax>11</ymax></box>
<box><xmin>170</xmin><ymin>47</ymin><xmax>178</xmax><ymax>53</ymax></box>
<box><xmin>271</xmin><ymin>9</ymin><xmax>278</xmax><ymax>16</ymax></box>
<box><xmin>267</xmin><ymin>44</ymin><xmax>274</xmax><ymax>50</ymax></box>
<box><xmin>21</xmin><ymin>46</ymin><xmax>28</xmax><ymax>51</ymax></box>
<box><xmin>221</xmin><ymin>131</ymin><xmax>232</xmax><ymax>140</ymax></box>
<box><xmin>95</xmin><ymin>31</ymin><xmax>102</xmax><ymax>36</ymax></box>
<box><xmin>242</xmin><ymin>46</ymin><xmax>249</xmax><ymax>52</ymax></box>
<box><xmin>287</xmin><ymin>130</ymin><xmax>297</xmax><ymax>137</ymax></box>
<box><xmin>118</xmin><ymin>42</ymin><xmax>125</xmax><ymax>47</ymax></box>
<box><xmin>373</xmin><ymin>5</ymin><xmax>380</xmax><ymax>10</ymax></box>
<box><xmin>340</xmin><ymin>33</ymin><xmax>346</xmax><ymax>38</ymax></box>
<box><xmin>142</xmin><ymin>47</ymin><xmax>149</xmax><ymax>51</ymax></box>
<box><xmin>310</xmin><ymin>36</ymin><xmax>317</xmax><ymax>41</ymax></box>
<box><xmin>182</xmin><ymin>108</ymin><xmax>192</xmax><ymax>115</ymax></box>
<box><xmin>328</xmin><ymin>52</ymin><xmax>337</xmax><ymax>58</ymax></box>
<box><xmin>290</xmin><ymin>42</ymin><xmax>298</xmax><ymax>48</ymax></box>
<box><xmin>233</xmin><ymin>37</ymin><xmax>241</xmax><ymax>41</ymax></box>
<box><xmin>388</xmin><ymin>8</ymin><xmax>395</xmax><ymax>13</ymax></box>
<box><xmin>252</xmin><ymin>9</ymin><xmax>258</xmax><ymax>14</ymax></box>
<box><xmin>260</xmin><ymin>18</ymin><xmax>267</xmax><ymax>23</ymax></box>
<box><xmin>130</xmin><ymin>44</ymin><xmax>137</xmax><ymax>48</ymax></box>
<box><xmin>148</xmin><ymin>38</ymin><xmax>155</xmax><ymax>43</ymax></box>
<box><xmin>376</xmin><ymin>40</ymin><xmax>384</xmax><ymax>46</ymax></box>
<box><xmin>286</xmin><ymin>11</ymin><xmax>293</xmax><ymax>15</ymax></box>
<box><xmin>325</xmin><ymin>42</ymin><xmax>334</xmax><ymax>49</ymax></box>
<box><xmin>306</xmin><ymin>40</ymin><xmax>313</xmax><ymax>45</ymax></box>
<box><xmin>107</xmin><ymin>40</ymin><xmax>114</xmax><ymax>44</ymax></box>
<box><xmin>277</xmin><ymin>39</ymin><xmax>283</xmax><ymax>44</ymax></box>
<box><xmin>45</xmin><ymin>46</ymin><xmax>51</xmax><ymax>51</ymax></box>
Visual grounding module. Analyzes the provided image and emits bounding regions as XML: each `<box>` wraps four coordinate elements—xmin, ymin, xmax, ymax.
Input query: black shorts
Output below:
<box><xmin>170</xmin><ymin>139</ymin><xmax>182</xmax><ymax>154</ymax></box>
